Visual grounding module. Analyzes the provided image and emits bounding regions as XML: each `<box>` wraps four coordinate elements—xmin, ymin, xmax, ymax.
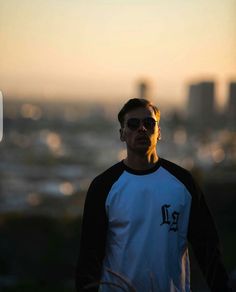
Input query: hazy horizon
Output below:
<box><xmin>1</xmin><ymin>0</ymin><xmax>235</xmax><ymax>109</ymax></box>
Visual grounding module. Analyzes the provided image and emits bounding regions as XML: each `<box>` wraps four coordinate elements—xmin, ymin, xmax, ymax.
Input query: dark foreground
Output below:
<box><xmin>0</xmin><ymin>180</ymin><xmax>235</xmax><ymax>292</ymax></box>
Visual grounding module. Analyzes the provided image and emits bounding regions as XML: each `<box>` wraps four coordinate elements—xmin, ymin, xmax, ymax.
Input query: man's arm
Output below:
<box><xmin>76</xmin><ymin>178</ymin><xmax>108</xmax><ymax>292</ymax></box>
<box><xmin>187</xmin><ymin>178</ymin><xmax>231</xmax><ymax>291</ymax></box>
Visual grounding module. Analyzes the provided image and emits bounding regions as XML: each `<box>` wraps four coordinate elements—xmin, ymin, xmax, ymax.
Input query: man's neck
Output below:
<box><xmin>123</xmin><ymin>152</ymin><xmax>159</xmax><ymax>171</ymax></box>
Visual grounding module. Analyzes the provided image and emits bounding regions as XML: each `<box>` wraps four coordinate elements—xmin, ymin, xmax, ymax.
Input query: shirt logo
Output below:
<box><xmin>160</xmin><ymin>204</ymin><xmax>180</xmax><ymax>232</ymax></box>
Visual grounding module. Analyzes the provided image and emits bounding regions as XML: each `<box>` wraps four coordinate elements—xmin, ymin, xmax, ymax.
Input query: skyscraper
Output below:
<box><xmin>227</xmin><ymin>82</ymin><xmax>236</xmax><ymax>123</ymax></box>
<box><xmin>136</xmin><ymin>79</ymin><xmax>152</xmax><ymax>100</ymax></box>
<box><xmin>187</xmin><ymin>81</ymin><xmax>215</xmax><ymax>126</ymax></box>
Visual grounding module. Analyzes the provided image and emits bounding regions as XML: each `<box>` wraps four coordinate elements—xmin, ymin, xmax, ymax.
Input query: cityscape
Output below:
<box><xmin>0</xmin><ymin>80</ymin><xmax>235</xmax><ymax>291</ymax></box>
<box><xmin>1</xmin><ymin>80</ymin><xmax>236</xmax><ymax>216</ymax></box>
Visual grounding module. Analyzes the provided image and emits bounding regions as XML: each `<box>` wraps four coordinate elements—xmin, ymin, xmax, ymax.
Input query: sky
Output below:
<box><xmin>0</xmin><ymin>0</ymin><xmax>236</xmax><ymax>108</ymax></box>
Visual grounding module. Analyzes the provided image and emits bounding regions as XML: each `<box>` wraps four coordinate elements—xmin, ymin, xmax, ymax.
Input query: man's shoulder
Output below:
<box><xmin>85</xmin><ymin>162</ymin><xmax>125</xmax><ymax>203</ymax></box>
<box><xmin>160</xmin><ymin>158</ymin><xmax>191</xmax><ymax>176</ymax></box>
<box><xmin>91</xmin><ymin>161</ymin><xmax>125</xmax><ymax>187</ymax></box>
<box><xmin>160</xmin><ymin>157</ymin><xmax>194</xmax><ymax>187</ymax></box>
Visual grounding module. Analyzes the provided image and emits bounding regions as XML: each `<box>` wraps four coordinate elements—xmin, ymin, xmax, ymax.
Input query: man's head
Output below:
<box><xmin>118</xmin><ymin>98</ymin><xmax>161</xmax><ymax>155</ymax></box>
<box><xmin>118</xmin><ymin>98</ymin><xmax>160</xmax><ymax>128</ymax></box>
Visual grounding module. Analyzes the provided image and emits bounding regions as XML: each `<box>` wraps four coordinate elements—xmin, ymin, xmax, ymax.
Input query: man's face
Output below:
<box><xmin>120</xmin><ymin>106</ymin><xmax>160</xmax><ymax>155</ymax></box>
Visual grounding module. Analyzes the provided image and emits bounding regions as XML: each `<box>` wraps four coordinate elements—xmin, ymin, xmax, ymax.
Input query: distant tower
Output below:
<box><xmin>187</xmin><ymin>81</ymin><xmax>215</xmax><ymax>126</ymax></box>
<box><xmin>137</xmin><ymin>79</ymin><xmax>152</xmax><ymax>99</ymax></box>
<box><xmin>227</xmin><ymin>82</ymin><xmax>236</xmax><ymax>123</ymax></box>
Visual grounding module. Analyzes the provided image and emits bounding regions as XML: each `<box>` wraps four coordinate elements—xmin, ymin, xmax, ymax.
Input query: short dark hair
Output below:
<box><xmin>118</xmin><ymin>98</ymin><xmax>160</xmax><ymax>127</ymax></box>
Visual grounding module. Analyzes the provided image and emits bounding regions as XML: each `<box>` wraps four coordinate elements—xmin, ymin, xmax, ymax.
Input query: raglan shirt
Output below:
<box><xmin>76</xmin><ymin>158</ymin><xmax>229</xmax><ymax>292</ymax></box>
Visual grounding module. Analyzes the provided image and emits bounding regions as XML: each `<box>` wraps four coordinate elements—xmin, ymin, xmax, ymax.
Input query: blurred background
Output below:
<box><xmin>0</xmin><ymin>0</ymin><xmax>236</xmax><ymax>291</ymax></box>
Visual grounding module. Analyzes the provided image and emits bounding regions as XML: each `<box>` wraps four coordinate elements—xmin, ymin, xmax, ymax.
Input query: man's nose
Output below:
<box><xmin>137</xmin><ymin>122</ymin><xmax>147</xmax><ymax>131</ymax></box>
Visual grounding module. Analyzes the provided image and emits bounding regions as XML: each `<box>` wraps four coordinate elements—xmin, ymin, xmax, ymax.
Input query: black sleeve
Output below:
<box><xmin>75</xmin><ymin>177</ymin><xmax>108</xmax><ymax>292</ymax></box>
<box><xmin>187</xmin><ymin>178</ymin><xmax>231</xmax><ymax>292</ymax></box>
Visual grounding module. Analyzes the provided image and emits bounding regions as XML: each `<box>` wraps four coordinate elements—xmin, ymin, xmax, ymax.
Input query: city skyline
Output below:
<box><xmin>0</xmin><ymin>0</ymin><xmax>236</xmax><ymax>108</ymax></box>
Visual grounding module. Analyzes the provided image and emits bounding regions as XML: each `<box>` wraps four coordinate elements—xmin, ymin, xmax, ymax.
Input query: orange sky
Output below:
<box><xmin>0</xmin><ymin>0</ymin><xmax>235</xmax><ymax>108</ymax></box>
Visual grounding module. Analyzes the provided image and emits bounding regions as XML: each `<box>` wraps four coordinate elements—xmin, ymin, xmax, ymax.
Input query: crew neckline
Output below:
<box><xmin>122</xmin><ymin>158</ymin><xmax>161</xmax><ymax>175</ymax></box>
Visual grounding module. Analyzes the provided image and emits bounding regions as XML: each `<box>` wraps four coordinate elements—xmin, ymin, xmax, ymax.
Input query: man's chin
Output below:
<box><xmin>134</xmin><ymin>145</ymin><xmax>150</xmax><ymax>154</ymax></box>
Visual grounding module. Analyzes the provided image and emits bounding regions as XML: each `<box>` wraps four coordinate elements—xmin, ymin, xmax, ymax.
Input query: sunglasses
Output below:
<box><xmin>126</xmin><ymin>117</ymin><xmax>158</xmax><ymax>131</ymax></box>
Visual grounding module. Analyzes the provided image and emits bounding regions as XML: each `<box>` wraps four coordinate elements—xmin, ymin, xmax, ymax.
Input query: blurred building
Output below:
<box><xmin>137</xmin><ymin>79</ymin><xmax>152</xmax><ymax>100</ymax></box>
<box><xmin>187</xmin><ymin>81</ymin><xmax>216</xmax><ymax>127</ymax></box>
<box><xmin>226</xmin><ymin>82</ymin><xmax>236</xmax><ymax>127</ymax></box>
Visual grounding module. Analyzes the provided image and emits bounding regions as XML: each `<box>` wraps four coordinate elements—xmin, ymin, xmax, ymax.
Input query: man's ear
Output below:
<box><xmin>120</xmin><ymin>128</ymin><xmax>125</xmax><ymax>142</ymax></box>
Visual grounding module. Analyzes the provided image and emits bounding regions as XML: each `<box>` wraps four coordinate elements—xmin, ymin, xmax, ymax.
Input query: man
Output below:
<box><xmin>76</xmin><ymin>98</ymin><xmax>230</xmax><ymax>291</ymax></box>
